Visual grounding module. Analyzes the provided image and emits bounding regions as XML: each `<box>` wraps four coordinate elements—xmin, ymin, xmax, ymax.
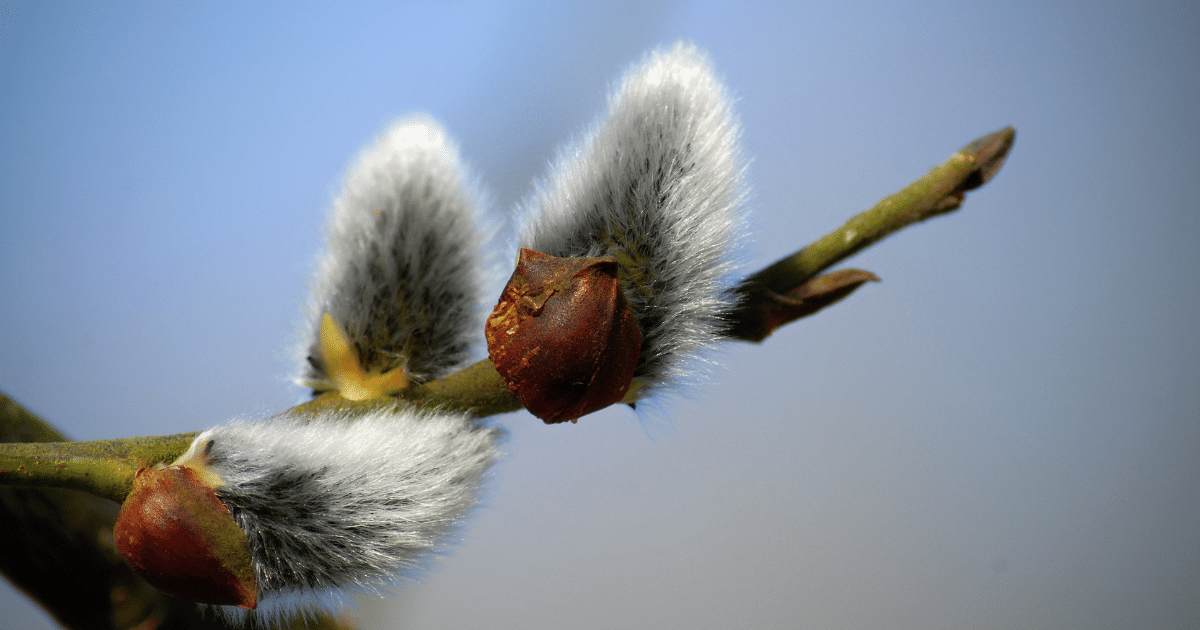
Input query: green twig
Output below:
<box><xmin>727</xmin><ymin>126</ymin><xmax>1015</xmax><ymax>341</ymax></box>
<box><xmin>0</xmin><ymin>127</ymin><xmax>1015</xmax><ymax>502</ymax></box>
<box><xmin>0</xmin><ymin>433</ymin><xmax>196</xmax><ymax>504</ymax></box>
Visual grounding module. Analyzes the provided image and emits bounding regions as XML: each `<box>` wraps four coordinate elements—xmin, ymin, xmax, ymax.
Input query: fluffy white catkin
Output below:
<box><xmin>519</xmin><ymin>41</ymin><xmax>747</xmax><ymax>395</ymax></box>
<box><xmin>300</xmin><ymin>115</ymin><xmax>486</xmax><ymax>389</ymax></box>
<box><xmin>197</xmin><ymin>408</ymin><xmax>501</xmax><ymax>623</ymax></box>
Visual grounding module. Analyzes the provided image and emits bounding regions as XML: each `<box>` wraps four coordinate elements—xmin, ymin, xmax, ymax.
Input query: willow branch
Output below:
<box><xmin>0</xmin><ymin>359</ymin><xmax>523</xmax><ymax>503</ymax></box>
<box><xmin>727</xmin><ymin>126</ymin><xmax>1015</xmax><ymax>341</ymax></box>
<box><xmin>0</xmin><ymin>127</ymin><xmax>1015</xmax><ymax>503</ymax></box>
<box><xmin>0</xmin><ymin>127</ymin><xmax>1013</xmax><ymax>630</ymax></box>
<box><xmin>291</xmin><ymin>359</ymin><xmax>523</xmax><ymax>419</ymax></box>
<box><xmin>0</xmin><ymin>433</ymin><xmax>197</xmax><ymax>504</ymax></box>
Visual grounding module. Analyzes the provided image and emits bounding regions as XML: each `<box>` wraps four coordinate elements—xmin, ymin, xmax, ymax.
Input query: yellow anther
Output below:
<box><xmin>319</xmin><ymin>313</ymin><xmax>409</xmax><ymax>401</ymax></box>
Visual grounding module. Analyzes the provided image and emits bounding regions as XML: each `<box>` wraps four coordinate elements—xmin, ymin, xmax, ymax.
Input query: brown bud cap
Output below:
<box><xmin>486</xmin><ymin>248</ymin><xmax>642</xmax><ymax>423</ymax></box>
<box><xmin>114</xmin><ymin>463</ymin><xmax>258</xmax><ymax>609</ymax></box>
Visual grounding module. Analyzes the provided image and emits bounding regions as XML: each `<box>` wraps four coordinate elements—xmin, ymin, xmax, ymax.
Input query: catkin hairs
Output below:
<box><xmin>198</xmin><ymin>408</ymin><xmax>501</xmax><ymax>623</ymax></box>
<box><xmin>518</xmin><ymin>41</ymin><xmax>748</xmax><ymax>397</ymax></box>
<box><xmin>300</xmin><ymin>115</ymin><xmax>487</xmax><ymax>390</ymax></box>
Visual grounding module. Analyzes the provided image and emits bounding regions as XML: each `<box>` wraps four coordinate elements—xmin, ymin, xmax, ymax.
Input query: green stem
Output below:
<box><xmin>0</xmin><ymin>434</ymin><xmax>196</xmax><ymax>504</ymax></box>
<box><xmin>291</xmin><ymin>359</ymin><xmax>521</xmax><ymax>418</ymax></box>
<box><xmin>727</xmin><ymin>126</ymin><xmax>1014</xmax><ymax>341</ymax></box>
<box><xmin>0</xmin><ymin>361</ymin><xmax>518</xmax><ymax>502</ymax></box>
<box><xmin>405</xmin><ymin>358</ymin><xmax>522</xmax><ymax>416</ymax></box>
<box><xmin>0</xmin><ymin>127</ymin><xmax>1015</xmax><ymax>500</ymax></box>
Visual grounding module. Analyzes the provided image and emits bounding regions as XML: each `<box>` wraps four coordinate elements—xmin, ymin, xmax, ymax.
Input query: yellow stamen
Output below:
<box><xmin>319</xmin><ymin>313</ymin><xmax>410</xmax><ymax>401</ymax></box>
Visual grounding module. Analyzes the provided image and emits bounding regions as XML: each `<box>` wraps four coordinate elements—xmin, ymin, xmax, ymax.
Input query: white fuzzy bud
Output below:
<box><xmin>518</xmin><ymin>41</ymin><xmax>748</xmax><ymax>397</ymax></box>
<box><xmin>300</xmin><ymin>115</ymin><xmax>486</xmax><ymax>391</ymax></box>
<box><xmin>196</xmin><ymin>408</ymin><xmax>501</xmax><ymax>623</ymax></box>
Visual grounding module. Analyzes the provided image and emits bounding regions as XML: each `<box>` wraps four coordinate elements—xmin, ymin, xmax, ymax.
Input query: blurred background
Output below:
<box><xmin>1</xmin><ymin>1</ymin><xmax>1196</xmax><ymax>628</ymax></box>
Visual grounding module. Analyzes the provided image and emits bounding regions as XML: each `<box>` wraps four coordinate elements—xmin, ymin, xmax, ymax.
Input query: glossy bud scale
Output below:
<box><xmin>486</xmin><ymin>248</ymin><xmax>642</xmax><ymax>423</ymax></box>
<box><xmin>114</xmin><ymin>463</ymin><xmax>257</xmax><ymax>608</ymax></box>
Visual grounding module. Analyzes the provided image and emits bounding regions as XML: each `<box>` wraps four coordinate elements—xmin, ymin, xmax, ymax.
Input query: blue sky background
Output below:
<box><xmin>1</xmin><ymin>2</ymin><xmax>1197</xmax><ymax>629</ymax></box>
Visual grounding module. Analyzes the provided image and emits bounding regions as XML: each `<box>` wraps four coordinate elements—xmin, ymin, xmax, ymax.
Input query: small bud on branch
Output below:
<box><xmin>114</xmin><ymin>454</ymin><xmax>258</xmax><ymax>609</ymax></box>
<box><xmin>487</xmin><ymin>249</ymin><xmax>642</xmax><ymax>423</ymax></box>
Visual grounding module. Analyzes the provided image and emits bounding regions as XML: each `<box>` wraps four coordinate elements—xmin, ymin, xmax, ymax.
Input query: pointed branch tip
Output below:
<box><xmin>960</xmin><ymin>126</ymin><xmax>1015</xmax><ymax>191</ymax></box>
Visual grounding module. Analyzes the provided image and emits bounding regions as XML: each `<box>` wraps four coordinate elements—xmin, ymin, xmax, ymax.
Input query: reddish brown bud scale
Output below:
<box><xmin>486</xmin><ymin>248</ymin><xmax>642</xmax><ymax>423</ymax></box>
<box><xmin>114</xmin><ymin>464</ymin><xmax>258</xmax><ymax>609</ymax></box>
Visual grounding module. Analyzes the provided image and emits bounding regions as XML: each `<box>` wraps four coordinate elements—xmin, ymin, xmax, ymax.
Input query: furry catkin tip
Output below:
<box><xmin>518</xmin><ymin>41</ymin><xmax>748</xmax><ymax>400</ymax></box>
<box><xmin>299</xmin><ymin>115</ymin><xmax>487</xmax><ymax>394</ymax></box>
<box><xmin>192</xmin><ymin>407</ymin><xmax>501</xmax><ymax>624</ymax></box>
